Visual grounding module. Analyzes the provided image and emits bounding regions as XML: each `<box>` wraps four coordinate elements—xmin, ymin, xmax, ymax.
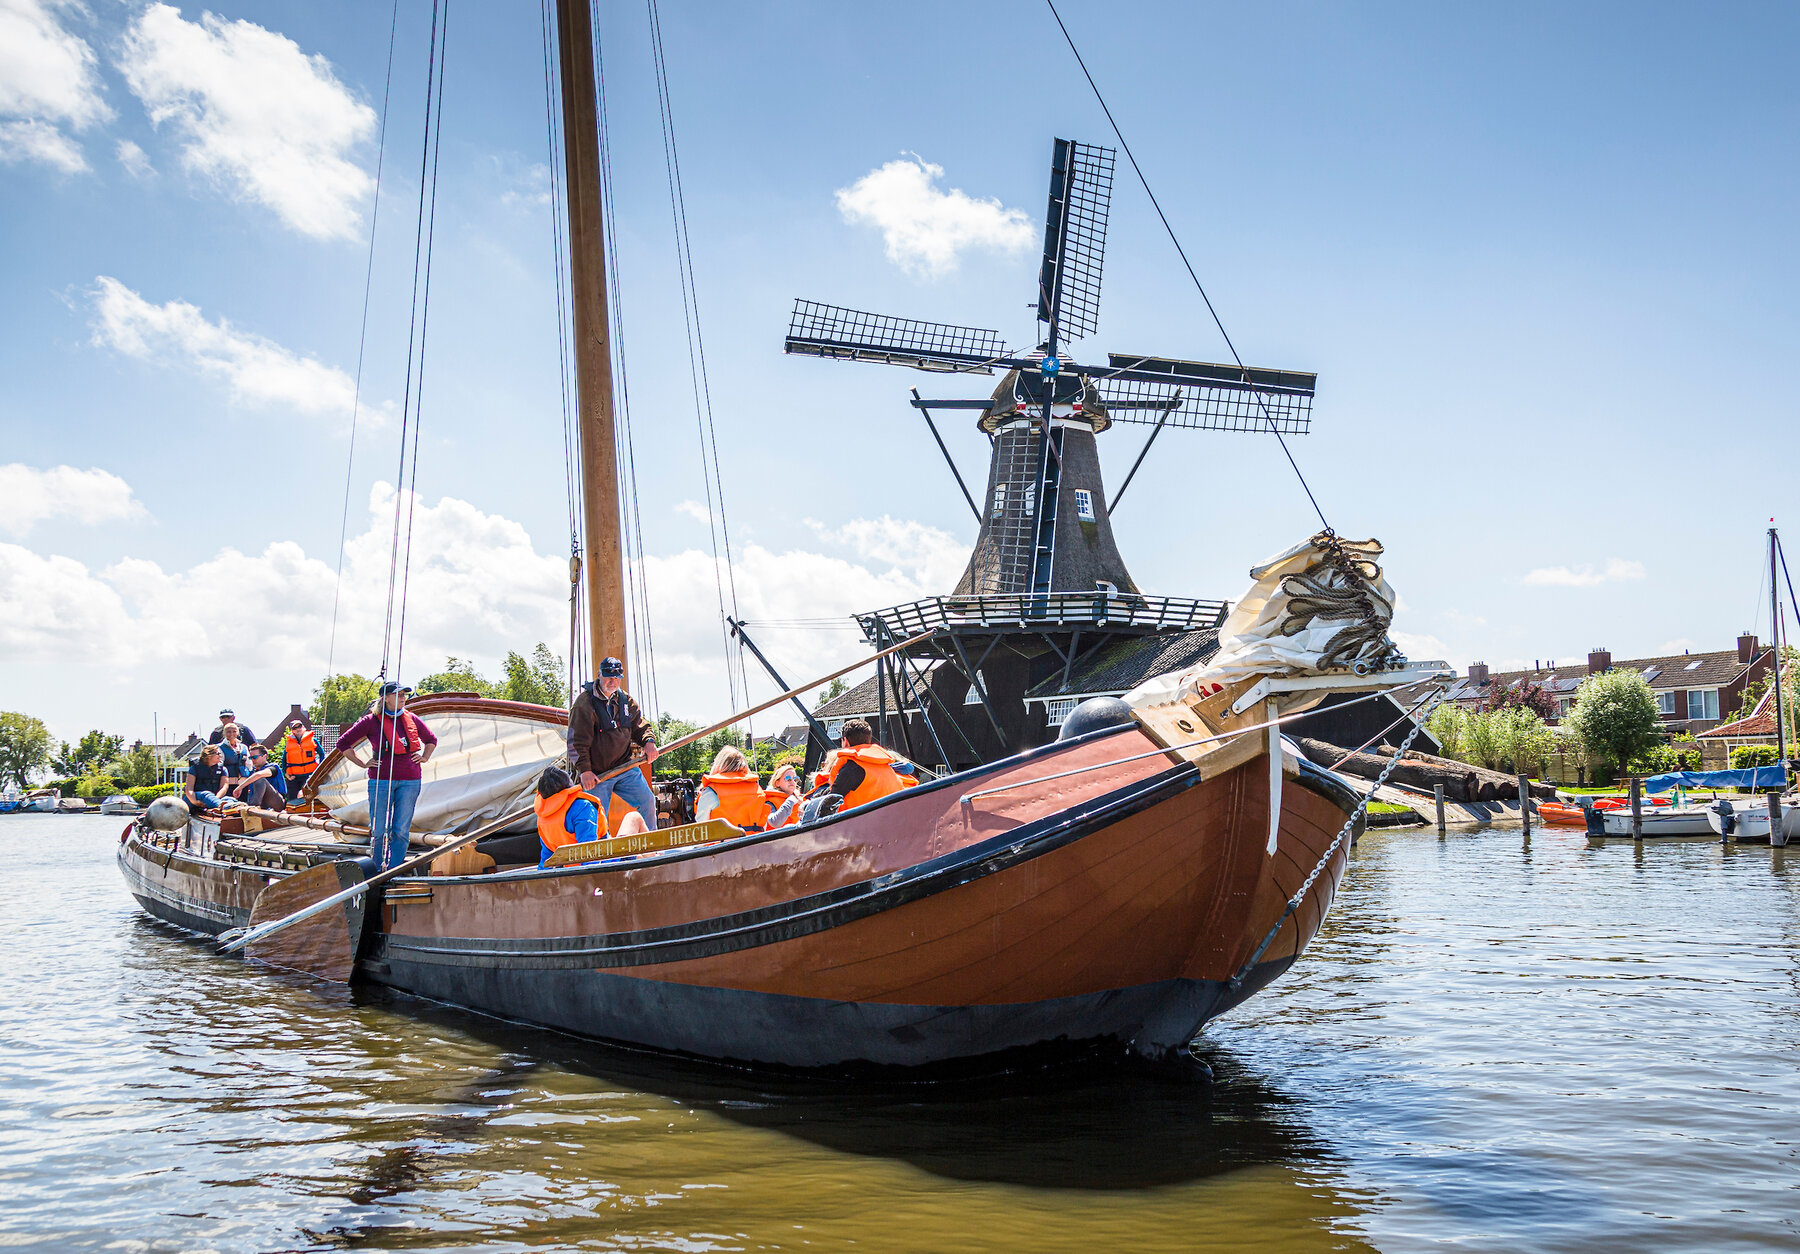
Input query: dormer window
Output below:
<box><xmin>1074</xmin><ymin>489</ymin><xmax>1096</xmax><ymax>522</ymax></box>
<box><xmin>1096</xmin><ymin>580</ymin><xmax>1117</xmax><ymax>595</ymax></box>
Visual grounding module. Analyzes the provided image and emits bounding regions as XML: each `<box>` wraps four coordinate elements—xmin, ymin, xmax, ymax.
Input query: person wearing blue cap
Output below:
<box><xmin>567</xmin><ymin>657</ymin><xmax>659</xmax><ymax>831</ymax></box>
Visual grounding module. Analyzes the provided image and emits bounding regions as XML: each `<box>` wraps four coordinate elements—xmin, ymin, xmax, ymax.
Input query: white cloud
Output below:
<box><xmin>674</xmin><ymin>500</ymin><xmax>713</xmax><ymax>526</ymax></box>
<box><xmin>117</xmin><ymin>4</ymin><xmax>374</xmax><ymax>239</ymax></box>
<box><xmin>114</xmin><ymin>137</ymin><xmax>153</xmax><ymax>177</ymax></box>
<box><xmin>0</xmin><ymin>464</ymin><xmax>147</xmax><ymax>537</ymax></box>
<box><xmin>1521</xmin><ymin>558</ymin><xmax>1645</xmax><ymax>588</ymax></box>
<box><xmin>89</xmin><ymin>276</ymin><xmax>363</xmax><ymax>419</ymax></box>
<box><xmin>0</xmin><ymin>479</ymin><xmax>968</xmax><ymax>725</ymax></box>
<box><xmin>835</xmin><ymin>154</ymin><xmax>1036</xmax><ymax>278</ymax></box>
<box><xmin>0</xmin><ymin>0</ymin><xmax>111</xmax><ymax>172</ymax></box>
<box><xmin>497</xmin><ymin>157</ymin><xmax>551</xmax><ymax>210</ymax></box>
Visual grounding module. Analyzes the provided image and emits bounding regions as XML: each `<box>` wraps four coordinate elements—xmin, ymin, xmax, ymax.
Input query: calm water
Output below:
<box><xmin>2</xmin><ymin>814</ymin><xmax>1797</xmax><ymax>1253</ymax></box>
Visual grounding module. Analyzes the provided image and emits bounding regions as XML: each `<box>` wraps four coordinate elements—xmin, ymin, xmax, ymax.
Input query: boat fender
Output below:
<box><xmin>1058</xmin><ymin>696</ymin><xmax>1135</xmax><ymax>741</ymax></box>
<box><xmin>146</xmin><ymin>795</ymin><xmax>191</xmax><ymax>832</ymax></box>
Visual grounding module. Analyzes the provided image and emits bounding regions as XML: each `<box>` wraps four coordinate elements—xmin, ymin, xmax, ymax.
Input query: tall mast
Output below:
<box><xmin>1772</xmin><ymin>527</ymin><xmax>1788</xmax><ymax>766</ymax></box>
<box><xmin>555</xmin><ymin>0</ymin><xmax>626</xmax><ymax>682</ymax></box>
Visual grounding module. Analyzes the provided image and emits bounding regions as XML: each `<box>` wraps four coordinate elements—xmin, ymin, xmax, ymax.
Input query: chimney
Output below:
<box><xmin>1468</xmin><ymin>662</ymin><xmax>1489</xmax><ymax>685</ymax></box>
<box><xmin>1587</xmin><ymin>648</ymin><xmax>1611</xmax><ymax>675</ymax></box>
<box><xmin>1738</xmin><ymin>631</ymin><xmax>1758</xmax><ymax>664</ymax></box>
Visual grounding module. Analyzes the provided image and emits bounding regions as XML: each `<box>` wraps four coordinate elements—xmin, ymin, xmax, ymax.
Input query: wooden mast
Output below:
<box><xmin>555</xmin><ymin>0</ymin><xmax>626</xmax><ymax>682</ymax></box>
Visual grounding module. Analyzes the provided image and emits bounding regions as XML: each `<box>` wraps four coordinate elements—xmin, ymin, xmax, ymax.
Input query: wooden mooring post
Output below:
<box><xmin>1518</xmin><ymin>774</ymin><xmax>1532</xmax><ymax>835</ymax></box>
<box><xmin>1770</xmin><ymin>790</ymin><xmax>1786</xmax><ymax>849</ymax></box>
<box><xmin>1630</xmin><ymin>776</ymin><xmax>1643</xmax><ymax>841</ymax></box>
<box><xmin>1434</xmin><ymin>783</ymin><xmax>1446</xmax><ymax>834</ymax></box>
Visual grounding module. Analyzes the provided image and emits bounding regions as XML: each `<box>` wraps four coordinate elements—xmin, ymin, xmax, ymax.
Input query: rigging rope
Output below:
<box><xmin>323</xmin><ymin>0</ymin><xmax>399</xmax><ymax>708</ymax></box>
<box><xmin>379</xmin><ymin>0</ymin><xmax>450</xmax><ymax>683</ymax></box>
<box><xmin>647</xmin><ymin>0</ymin><xmax>746</xmax><ymax>718</ymax></box>
<box><xmin>1044</xmin><ymin>0</ymin><xmax>1331</xmax><ymax>534</ymax></box>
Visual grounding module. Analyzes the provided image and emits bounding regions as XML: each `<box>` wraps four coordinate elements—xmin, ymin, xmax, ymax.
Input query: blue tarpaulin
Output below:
<box><xmin>1640</xmin><ymin>766</ymin><xmax>1789</xmax><ymax>793</ymax></box>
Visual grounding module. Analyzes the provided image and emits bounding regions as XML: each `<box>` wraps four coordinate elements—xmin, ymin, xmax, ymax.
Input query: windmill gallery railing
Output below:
<box><xmin>857</xmin><ymin>592</ymin><xmax>1228</xmax><ymax>644</ymax></box>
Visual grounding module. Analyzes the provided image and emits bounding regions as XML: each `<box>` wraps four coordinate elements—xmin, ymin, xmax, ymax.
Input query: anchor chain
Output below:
<box><xmin>1226</xmin><ymin>684</ymin><xmax>1450</xmax><ymax>990</ymax></box>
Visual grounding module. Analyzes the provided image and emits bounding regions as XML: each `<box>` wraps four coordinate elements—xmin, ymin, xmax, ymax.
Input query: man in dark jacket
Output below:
<box><xmin>568</xmin><ymin>656</ymin><xmax>658</xmax><ymax>830</ymax></box>
<box><xmin>208</xmin><ymin>708</ymin><xmax>254</xmax><ymax>746</ymax></box>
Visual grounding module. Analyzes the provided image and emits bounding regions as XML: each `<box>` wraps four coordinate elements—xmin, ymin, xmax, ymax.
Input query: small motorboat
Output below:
<box><xmin>1536</xmin><ymin>801</ymin><xmax>1589</xmax><ymax>827</ymax></box>
<box><xmin>1590</xmin><ymin>804</ymin><xmax>1717</xmax><ymax>837</ymax></box>
<box><xmin>99</xmin><ymin>795</ymin><xmax>143</xmax><ymax>816</ymax></box>
<box><xmin>20</xmin><ymin>790</ymin><xmax>59</xmax><ymax>813</ymax></box>
<box><xmin>1705</xmin><ymin>798</ymin><xmax>1798</xmax><ymax>843</ymax></box>
<box><xmin>56</xmin><ymin>796</ymin><xmax>91</xmax><ymax>813</ymax></box>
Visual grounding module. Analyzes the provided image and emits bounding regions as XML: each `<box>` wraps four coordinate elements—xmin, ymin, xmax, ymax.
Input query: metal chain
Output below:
<box><xmin>1227</xmin><ymin>685</ymin><xmax>1450</xmax><ymax>990</ymax></box>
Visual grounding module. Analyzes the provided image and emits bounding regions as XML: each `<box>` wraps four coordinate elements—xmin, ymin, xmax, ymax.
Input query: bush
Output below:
<box><xmin>127</xmin><ymin>783</ymin><xmax>179</xmax><ymax>805</ymax></box>
<box><xmin>1434</xmin><ymin>703</ymin><xmax>1553</xmax><ymax>775</ymax></box>
<box><xmin>1628</xmin><ymin>743</ymin><xmax>1681</xmax><ymax>776</ymax></box>
<box><xmin>1566</xmin><ymin>670</ymin><xmax>1662</xmax><ymax>770</ymax></box>
<box><xmin>1730</xmin><ymin>744</ymin><xmax>1778</xmax><ymax>770</ymax></box>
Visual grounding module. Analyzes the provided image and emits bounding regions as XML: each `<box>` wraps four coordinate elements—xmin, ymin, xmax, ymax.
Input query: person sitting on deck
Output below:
<box><xmin>817</xmin><ymin>719</ymin><xmax>914</xmax><ymax>818</ymax></box>
<box><xmin>695</xmin><ymin>746</ymin><xmax>783</xmax><ymax>831</ymax></box>
<box><xmin>208</xmin><ymin>708</ymin><xmax>255</xmax><ymax>747</ymax></box>
<box><xmin>215</xmin><ymin>722</ymin><xmax>251</xmax><ymax>786</ymax></box>
<box><xmin>763</xmin><ymin>760</ymin><xmax>804</xmax><ymax>830</ymax></box>
<box><xmin>184</xmin><ymin>744</ymin><xmax>230</xmax><ymax>811</ymax></box>
<box><xmin>535</xmin><ymin>766</ymin><xmax>647</xmax><ymax>867</ymax></box>
<box><xmin>229</xmin><ymin>744</ymin><xmax>288</xmax><ymax>811</ymax></box>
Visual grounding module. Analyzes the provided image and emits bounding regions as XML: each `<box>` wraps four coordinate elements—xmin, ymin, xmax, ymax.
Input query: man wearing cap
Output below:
<box><xmin>338</xmin><ymin>682</ymin><xmax>439</xmax><ymax>872</ymax></box>
<box><xmin>280</xmin><ymin>719</ymin><xmax>319</xmax><ymax>799</ymax></box>
<box><xmin>208</xmin><ymin>708</ymin><xmax>255</xmax><ymax>747</ymax></box>
<box><xmin>568</xmin><ymin>657</ymin><xmax>658</xmax><ymax>831</ymax></box>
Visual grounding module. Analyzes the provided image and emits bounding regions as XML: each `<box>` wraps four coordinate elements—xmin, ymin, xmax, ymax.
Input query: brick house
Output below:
<box><xmin>1445</xmin><ymin>634</ymin><xmax>1776</xmax><ymax>736</ymax></box>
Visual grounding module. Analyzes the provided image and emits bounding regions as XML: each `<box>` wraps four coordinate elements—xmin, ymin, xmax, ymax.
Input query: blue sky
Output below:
<box><xmin>2</xmin><ymin>0</ymin><xmax>1796</xmax><ymax>748</ymax></box>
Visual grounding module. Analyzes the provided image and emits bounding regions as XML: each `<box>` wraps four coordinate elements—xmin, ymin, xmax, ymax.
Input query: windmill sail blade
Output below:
<box><xmin>1097</xmin><ymin>375</ymin><xmax>1313</xmax><ymax>435</ymax></box>
<box><xmin>1037</xmin><ymin>139</ymin><xmax>1115</xmax><ymax>344</ymax></box>
<box><xmin>785</xmin><ymin>300</ymin><xmax>1010</xmax><ymax>374</ymax></box>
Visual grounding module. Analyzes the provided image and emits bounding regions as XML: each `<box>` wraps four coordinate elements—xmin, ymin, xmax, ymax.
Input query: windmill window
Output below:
<box><xmin>1074</xmin><ymin>489</ymin><xmax>1095</xmax><ymax>522</ymax></box>
<box><xmin>1044</xmin><ymin>697</ymin><xmax>1078</xmax><ymax>727</ymax></box>
<box><xmin>990</xmin><ymin>483</ymin><xmax>1007</xmax><ymax>518</ymax></box>
<box><xmin>1096</xmin><ymin>580</ymin><xmax>1117</xmax><ymax>595</ymax></box>
<box><xmin>963</xmin><ymin>670</ymin><xmax>986</xmax><ymax>705</ymax></box>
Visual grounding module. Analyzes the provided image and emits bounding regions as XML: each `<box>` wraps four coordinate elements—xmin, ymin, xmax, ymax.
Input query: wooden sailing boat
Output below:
<box><xmin>117</xmin><ymin>0</ymin><xmax>1447</xmax><ymax>1072</ymax></box>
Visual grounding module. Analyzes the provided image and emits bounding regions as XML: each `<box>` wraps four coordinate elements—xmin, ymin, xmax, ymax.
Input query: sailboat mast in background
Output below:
<box><xmin>555</xmin><ymin>0</ymin><xmax>627</xmax><ymax>682</ymax></box>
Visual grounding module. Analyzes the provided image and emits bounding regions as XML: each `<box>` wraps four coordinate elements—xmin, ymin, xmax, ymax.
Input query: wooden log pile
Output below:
<box><xmin>1293</xmin><ymin>737</ymin><xmax>1558</xmax><ymax>802</ymax></box>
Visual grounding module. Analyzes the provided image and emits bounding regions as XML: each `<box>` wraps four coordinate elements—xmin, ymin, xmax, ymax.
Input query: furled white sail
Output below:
<box><xmin>309</xmin><ymin>700</ymin><xmax>567</xmax><ymax>834</ymax></box>
<box><xmin>1128</xmin><ymin>532</ymin><xmax>1400</xmax><ymax>710</ymax></box>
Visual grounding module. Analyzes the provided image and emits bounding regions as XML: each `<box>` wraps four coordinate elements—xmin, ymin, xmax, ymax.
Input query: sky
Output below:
<box><xmin>2</xmin><ymin>0</ymin><xmax>1797</xmax><ymax>750</ymax></box>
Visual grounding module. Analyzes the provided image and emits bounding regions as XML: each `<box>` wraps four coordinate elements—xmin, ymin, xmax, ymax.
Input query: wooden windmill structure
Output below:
<box><xmin>782</xmin><ymin>139</ymin><xmax>1319</xmax><ymax>770</ymax></box>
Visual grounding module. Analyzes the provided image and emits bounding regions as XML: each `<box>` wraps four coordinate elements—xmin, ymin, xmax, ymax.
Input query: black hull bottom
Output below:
<box><xmin>363</xmin><ymin>943</ymin><xmax>1296</xmax><ymax>1072</ymax></box>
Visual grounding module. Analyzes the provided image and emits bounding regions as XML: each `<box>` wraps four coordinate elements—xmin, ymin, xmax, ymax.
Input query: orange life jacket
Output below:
<box><xmin>763</xmin><ymin>788</ymin><xmax>801</xmax><ymax>828</ymax></box>
<box><xmin>534</xmin><ymin>786</ymin><xmax>603</xmax><ymax>855</ymax></box>
<box><xmin>283</xmin><ymin>730</ymin><xmax>318</xmax><ymax>774</ymax></box>
<box><xmin>702</xmin><ymin>770</ymin><xmax>772</xmax><ymax>831</ymax></box>
<box><xmin>826</xmin><ymin>743</ymin><xmax>908</xmax><ymax>812</ymax></box>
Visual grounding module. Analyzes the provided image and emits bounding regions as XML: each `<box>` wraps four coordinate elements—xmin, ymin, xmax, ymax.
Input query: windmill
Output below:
<box><xmin>778</xmin><ymin>139</ymin><xmax>1320</xmax><ymax>770</ymax></box>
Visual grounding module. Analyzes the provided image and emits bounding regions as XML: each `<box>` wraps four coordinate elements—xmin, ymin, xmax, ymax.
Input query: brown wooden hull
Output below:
<box><xmin>115</xmin><ymin>726</ymin><xmax>1361</xmax><ymax>1070</ymax></box>
<box><xmin>366</xmin><ymin>726</ymin><xmax>1360</xmax><ymax>1068</ymax></box>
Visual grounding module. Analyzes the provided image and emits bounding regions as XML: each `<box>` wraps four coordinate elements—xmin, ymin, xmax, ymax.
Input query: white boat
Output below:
<box><xmin>20</xmin><ymin>791</ymin><xmax>58</xmax><ymax>813</ymax></box>
<box><xmin>98</xmin><ymin>795</ymin><xmax>143</xmax><ymax>816</ymax></box>
<box><xmin>1705</xmin><ymin>798</ymin><xmax>1798</xmax><ymax>843</ymax></box>
<box><xmin>55</xmin><ymin>797</ymin><xmax>91</xmax><ymax>813</ymax></box>
<box><xmin>1594</xmin><ymin>805</ymin><xmax>1718</xmax><ymax>836</ymax></box>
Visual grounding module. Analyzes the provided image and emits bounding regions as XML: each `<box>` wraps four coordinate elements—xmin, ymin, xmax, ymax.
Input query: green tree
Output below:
<box><xmin>52</xmin><ymin>730</ymin><xmax>123</xmax><ymax>777</ymax></box>
<box><xmin>653</xmin><ymin>713</ymin><xmax>705</xmax><ymax>775</ymax></box>
<box><xmin>1566</xmin><ymin>669</ymin><xmax>1663</xmax><ymax>771</ymax></box>
<box><xmin>119</xmin><ymin>743</ymin><xmax>159</xmax><ymax>788</ymax></box>
<box><xmin>415</xmin><ymin>656</ymin><xmax>500</xmax><ymax>698</ymax></box>
<box><xmin>310</xmin><ymin>673</ymin><xmax>380</xmax><ymax>724</ymax></box>
<box><xmin>0</xmin><ymin>712</ymin><xmax>53</xmax><ymax>787</ymax></box>
<box><xmin>502</xmin><ymin>644</ymin><xmax>566</xmax><ymax>707</ymax></box>
<box><xmin>814</xmin><ymin>678</ymin><xmax>848</xmax><ymax>709</ymax></box>
<box><xmin>1427</xmin><ymin>704</ymin><xmax>1468</xmax><ymax>762</ymax></box>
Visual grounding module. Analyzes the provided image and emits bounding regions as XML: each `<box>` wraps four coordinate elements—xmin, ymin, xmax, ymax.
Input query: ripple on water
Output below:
<box><xmin>2</xmin><ymin>816</ymin><xmax>1797</xmax><ymax>1252</ymax></box>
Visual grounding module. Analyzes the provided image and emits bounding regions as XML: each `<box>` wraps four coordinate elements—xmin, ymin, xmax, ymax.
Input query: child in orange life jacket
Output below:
<box><xmin>696</xmin><ymin>746</ymin><xmax>779</xmax><ymax>831</ymax></box>
<box><xmin>534</xmin><ymin>766</ymin><xmax>651</xmax><ymax>867</ymax></box>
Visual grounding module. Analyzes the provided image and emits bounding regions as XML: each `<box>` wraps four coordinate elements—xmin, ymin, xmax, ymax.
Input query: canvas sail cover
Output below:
<box><xmin>309</xmin><ymin>702</ymin><xmax>567</xmax><ymax>834</ymax></box>
<box><xmin>1127</xmin><ymin>532</ymin><xmax>1400</xmax><ymax>710</ymax></box>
